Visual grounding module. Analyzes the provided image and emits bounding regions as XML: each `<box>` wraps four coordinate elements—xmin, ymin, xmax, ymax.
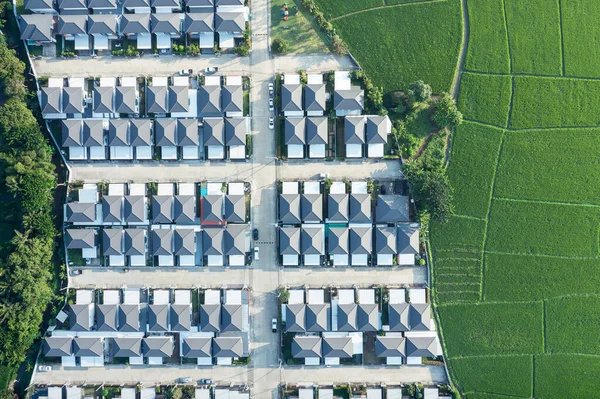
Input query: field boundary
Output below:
<box><xmin>492</xmin><ymin>196</ymin><xmax>600</xmax><ymax>208</ymax></box>
<box><xmin>501</xmin><ymin>0</ymin><xmax>513</xmax><ymax>73</ymax></box>
<box><xmin>450</xmin><ymin>0</ymin><xmax>469</xmax><ymax>99</ymax></box>
<box><xmin>557</xmin><ymin>0</ymin><xmax>566</xmax><ymax>76</ymax></box>
<box><xmin>329</xmin><ymin>0</ymin><xmax>445</xmax><ymax>21</ymax></box>
<box><xmin>462</xmin><ymin>69</ymin><xmax>600</xmax><ymax>82</ymax></box>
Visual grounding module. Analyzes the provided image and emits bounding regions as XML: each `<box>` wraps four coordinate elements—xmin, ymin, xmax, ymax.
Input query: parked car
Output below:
<box><xmin>177</xmin><ymin>377</ymin><xmax>191</xmax><ymax>384</ymax></box>
<box><xmin>254</xmin><ymin>246</ymin><xmax>260</xmax><ymax>260</ymax></box>
<box><xmin>268</xmin><ymin>83</ymin><xmax>274</xmax><ymax>98</ymax></box>
<box><xmin>269</xmin><ymin>98</ymin><xmax>274</xmax><ymax>111</ymax></box>
<box><xmin>200</xmin><ymin>379</ymin><xmax>212</xmax><ymax>385</ymax></box>
<box><xmin>70</xmin><ymin>269</ymin><xmax>82</xmax><ymax>276</ymax></box>
<box><xmin>38</xmin><ymin>365</ymin><xmax>52</xmax><ymax>372</ymax></box>
<box><xmin>269</xmin><ymin>117</ymin><xmax>274</xmax><ymax>130</ymax></box>
<box><xmin>253</xmin><ymin>228</ymin><xmax>259</xmax><ymax>241</ymax></box>
<box><xmin>271</xmin><ymin>318</ymin><xmax>277</xmax><ymax>333</ymax></box>
<box><xmin>205</xmin><ymin>67</ymin><xmax>218</xmax><ymax>74</ymax></box>
<box><xmin>178</xmin><ymin>69</ymin><xmax>193</xmax><ymax>76</ymax></box>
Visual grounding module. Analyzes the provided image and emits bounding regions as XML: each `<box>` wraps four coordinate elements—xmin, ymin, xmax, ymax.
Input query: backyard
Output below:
<box><xmin>270</xmin><ymin>0</ymin><xmax>329</xmax><ymax>54</ymax></box>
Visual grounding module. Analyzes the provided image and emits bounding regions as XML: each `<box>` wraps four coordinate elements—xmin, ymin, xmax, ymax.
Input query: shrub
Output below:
<box><xmin>271</xmin><ymin>38</ymin><xmax>289</xmax><ymax>54</ymax></box>
<box><xmin>433</xmin><ymin>93</ymin><xmax>462</xmax><ymax>128</ymax></box>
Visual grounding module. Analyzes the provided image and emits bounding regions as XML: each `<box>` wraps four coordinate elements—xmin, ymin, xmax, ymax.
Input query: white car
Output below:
<box><xmin>38</xmin><ymin>365</ymin><xmax>52</xmax><ymax>372</ymax></box>
<box><xmin>254</xmin><ymin>246</ymin><xmax>260</xmax><ymax>260</ymax></box>
<box><xmin>269</xmin><ymin>98</ymin><xmax>274</xmax><ymax>111</ymax></box>
<box><xmin>272</xmin><ymin>318</ymin><xmax>277</xmax><ymax>332</ymax></box>
<box><xmin>268</xmin><ymin>83</ymin><xmax>274</xmax><ymax>98</ymax></box>
<box><xmin>268</xmin><ymin>117</ymin><xmax>274</xmax><ymax>130</ymax></box>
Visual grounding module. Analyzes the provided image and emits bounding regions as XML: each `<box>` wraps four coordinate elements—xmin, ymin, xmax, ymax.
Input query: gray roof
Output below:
<box><xmin>300</xmin><ymin>227</ymin><xmax>323</xmax><ymax>255</ymax></box>
<box><xmin>113</xmin><ymin>337</ymin><xmax>142</xmax><ymax>357</ymax></box>
<box><xmin>202</xmin><ymin>195</ymin><xmax>223</xmax><ymax>223</ymax></box>
<box><xmin>398</xmin><ymin>224</ymin><xmax>419</xmax><ymax>255</ymax></box>
<box><xmin>306</xmin><ymin>117</ymin><xmax>327</xmax><ymax>145</ymax></box>
<box><xmin>222</xmin><ymin>85</ymin><xmax>243</xmax><ymax>114</ymax></box>
<box><xmin>142</xmin><ymin>337</ymin><xmax>173</xmax><ymax>357</ymax></box>
<box><xmin>357</xmin><ymin>303</ymin><xmax>378</xmax><ymax>331</ymax></box>
<box><xmin>124</xmin><ymin>195</ymin><xmax>145</xmax><ymax>223</ymax></box>
<box><xmin>301</xmin><ymin>194</ymin><xmax>322</xmax><ymax>222</ymax></box>
<box><xmin>306</xmin><ymin>304</ymin><xmax>329</xmax><ymax>332</ymax></box>
<box><xmin>102</xmin><ymin>228</ymin><xmax>123</xmax><ymax>256</ymax></box>
<box><xmin>406</xmin><ymin>336</ymin><xmax>437</xmax><ymax>357</ymax></box>
<box><xmin>118</xmin><ymin>304</ymin><xmax>139</xmax><ymax>332</ymax></box>
<box><xmin>151</xmin><ymin>13</ymin><xmax>181</xmax><ymax>34</ymax></box>
<box><xmin>62</xmin><ymin>119</ymin><xmax>82</xmax><ymax>147</ymax></box>
<box><xmin>130</xmin><ymin>119</ymin><xmax>152</xmax><ymax>146</ymax></box>
<box><xmin>224</xmin><ymin>224</ymin><xmax>247</xmax><ymax>256</ymax></box>
<box><xmin>42</xmin><ymin>87</ymin><xmax>62</xmax><ymax>115</ymax></box>
<box><xmin>221</xmin><ymin>304</ymin><xmax>243</xmax><ymax>332</ymax></box>
<box><xmin>102</xmin><ymin>195</ymin><xmax>123</xmax><ymax>223</ymax></box>
<box><xmin>88</xmin><ymin>0</ymin><xmax>117</xmax><ymax>9</ymax></box>
<box><xmin>88</xmin><ymin>15</ymin><xmax>118</xmax><ymax>35</ymax></box>
<box><xmin>366</xmin><ymin>116</ymin><xmax>390</xmax><ymax>144</ymax></box>
<box><xmin>174</xmin><ymin>228</ymin><xmax>195</xmax><ymax>256</ymax></box>
<box><xmin>389</xmin><ymin>303</ymin><xmax>409</xmax><ymax>332</ymax></box>
<box><xmin>73</xmin><ymin>337</ymin><xmax>103</xmax><ymax>357</ymax></box>
<box><xmin>66</xmin><ymin>202</ymin><xmax>95</xmax><ymax>223</ymax></box>
<box><xmin>58</xmin><ymin>0</ymin><xmax>85</xmax><ymax>9</ymax></box>
<box><xmin>20</xmin><ymin>14</ymin><xmax>53</xmax><ymax>42</ymax></box>
<box><xmin>279</xmin><ymin>194</ymin><xmax>301</xmax><ymax>224</ymax></box>
<box><xmin>322</xmin><ymin>336</ymin><xmax>353</xmax><ymax>358</ymax></box>
<box><xmin>169</xmin><ymin>86</ymin><xmax>190</xmax><ymax>114</ymax></box>
<box><xmin>151</xmin><ymin>0</ymin><xmax>179</xmax><ymax>7</ymax></box>
<box><xmin>44</xmin><ymin>336</ymin><xmax>73</xmax><ymax>357</ymax></box>
<box><xmin>57</xmin><ymin>15</ymin><xmax>86</xmax><ymax>36</ymax></box>
<box><xmin>108</xmin><ymin>119</ymin><xmax>129</xmax><ymax>146</ymax></box>
<box><xmin>337</xmin><ymin>303</ymin><xmax>357</xmax><ymax>332</ymax></box>
<box><xmin>97</xmin><ymin>304</ymin><xmax>118</xmax><ymax>331</ymax></box>
<box><xmin>375</xmin><ymin>336</ymin><xmax>406</xmax><ymax>357</ymax></box>
<box><xmin>152</xmin><ymin>229</ymin><xmax>173</xmax><ymax>255</ymax></box>
<box><xmin>327</xmin><ymin>227</ymin><xmax>348</xmax><ymax>255</ymax></box>
<box><xmin>284</xmin><ymin>117</ymin><xmax>305</xmax><ymax>145</ymax></box>
<box><xmin>185</xmin><ymin>0</ymin><xmax>213</xmax><ymax>7</ymax></box>
<box><xmin>282</xmin><ymin>84</ymin><xmax>302</xmax><ymax>113</ymax></box>
<box><xmin>123</xmin><ymin>0</ymin><xmax>150</xmax><ymax>8</ymax></box>
<box><xmin>93</xmin><ymin>86</ymin><xmax>114</xmax><ymax>114</ymax></box>
<box><xmin>63</xmin><ymin>87</ymin><xmax>83</xmax><ymax>114</ymax></box>
<box><xmin>182</xmin><ymin>337</ymin><xmax>212</xmax><ymax>358</ymax></box>
<box><xmin>285</xmin><ymin>304</ymin><xmax>305</xmax><ymax>332</ymax></box>
<box><xmin>24</xmin><ymin>0</ymin><xmax>53</xmax><ymax>11</ymax></box>
<box><xmin>115</xmin><ymin>86</ymin><xmax>137</xmax><ymax>114</ymax></box>
<box><xmin>215</xmin><ymin>0</ymin><xmax>242</xmax><ymax>5</ymax></box>
<box><xmin>202</xmin><ymin>227</ymin><xmax>223</xmax><ymax>255</ymax></box>
<box><xmin>328</xmin><ymin>194</ymin><xmax>348</xmax><ymax>222</ymax></box>
<box><xmin>148</xmin><ymin>304</ymin><xmax>169</xmax><ymax>332</ymax></box>
<box><xmin>212</xmin><ymin>336</ymin><xmax>243</xmax><ymax>357</ymax></box>
<box><xmin>304</xmin><ymin>84</ymin><xmax>326</xmax><ymax>112</ymax></box>
<box><xmin>152</xmin><ymin>195</ymin><xmax>174</xmax><ymax>223</ymax></box>
<box><xmin>279</xmin><ymin>226</ymin><xmax>300</xmax><ymax>255</ymax></box>
<box><xmin>147</xmin><ymin>86</ymin><xmax>168</xmax><ymax>114</ymax></box>
<box><xmin>225</xmin><ymin>117</ymin><xmax>247</xmax><ymax>146</ymax></box>
<box><xmin>376</xmin><ymin>226</ymin><xmax>397</xmax><ymax>255</ymax></box>
<box><xmin>170</xmin><ymin>304</ymin><xmax>191</xmax><ymax>331</ymax></box>
<box><xmin>154</xmin><ymin>118</ymin><xmax>177</xmax><ymax>144</ymax></box>
<box><xmin>292</xmin><ymin>336</ymin><xmax>321</xmax><ymax>358</ymax></box>
<box><xmin>349</xmin><ymin>226</ymin><xmax>371</xmax><ymax>255</ymax></box>
<box><xmin>69</xmin><ymin>304</ymin><xmax>92</xmax><ymax>331</ymax></box>
<box><xmin>334</xmin><ymin>88</ymin><xmax>364</xmax><ymax>111</ymax></box>
<box><xmin>375</xmin><ymin>195</ymin><xmax>409</xmax><ymax>223</ymax></box>
<box><xmin>124</xmin><ymin>228</ymin><xmax>146</xmax><ymax>256</ymax></box>
<box><xmin>120</xmin><ymin>13</ymin><xmax>150</xmax><ymax>35</ymax></box>
<box><xmin>224</xmin><ymin>195</ymin><xmax>245</xmax><ymax>223</ymax></box>
<box><xmin>177</xmin><ymin>118</ymin><xmax>198</xmax><ymax>146</ymax></box>
<box><xmin>198</xmin><ymin>86</ymin><xmax>222</xmax><ymax>116</ymax></box>
<box><xmin>65</xmin><ymin>228</ymin><xmax>96</xmax><ymax>249</ymax></box>
<box><xmin>344</xmin><ymin>116</ymin><xmax>365</xmax><ymax>144</ymax></box>
<box><xmin>184</xmin><ymin>12</ymin><xmax>214</xmax><ymax>33</ymax></box>
<box><xmin>410</xmin><ymin>303</ymin><xmax>431</xmax><ymax>331</ymax></box>
<box><xmin>82</xmin><ymin>119</ymin><xmax>104</xmax><ymax>147</ymax></box>
<box><xmin>203</xmin><ymin>117</ymin><xmax>224</xmax><ymax>146</ymax></box>
<box><xmin>349</xmin><ymin>194</ymin><xmax>371</xmax><ymax>223</ymax></box>
<box><xmin>214</xmin><ymin>11</ymin><xmax>244</xmax><ymax>32</ymax></box>
<box><xmin>174</xmin><ymin>195</ymin><xmax>196</xmax><ymax>224</ymax></box>
<box><xmin>200</xmin><ymin>304</ymin><xmax>221</xmax><ymax>332</ymax></box>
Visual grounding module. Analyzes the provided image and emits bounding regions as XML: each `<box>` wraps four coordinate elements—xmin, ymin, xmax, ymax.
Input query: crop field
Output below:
<box><xmin>545</xmin><ymin>296</ymin><xmax>600</xmax><ymax>354</ymax></box>
<box><xmin>430</xmin><ymin>216</ymin><xmax>485</xmax><ymax>253</ymax></box>
<box><xmin>317</xmin><ymin>0</ymin><xmax>383</xmax><ymax>19</ymax></box>
<box><xmin>561</xmin><ymin>0</ymin><xmax>600</xmax><ymax>78</ymax></box>
<box><xmin>457</xmin><ymin>73</ymin><xmax>512</xmax><ymax>127</ymax></box>
<box><xmin>534</xmin><ymin>354</ymin><xmax>600</xmax><ymax>398</ymax></box>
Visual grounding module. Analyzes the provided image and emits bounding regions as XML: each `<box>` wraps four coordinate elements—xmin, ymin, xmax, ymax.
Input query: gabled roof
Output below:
<box><xmin>215</xmin><ymin>0</ymin><xmax>242</xmax><ymax>5</ymax></box>
<box><xmin>224</xmin><ymin>224</ymin><xmax>247</xmax><ymax>256</ymax></box>
<box><xmin>62</xmin><ymin>87</ymin><xmax>83</xmax><ymax>114</ymax></box>
<box><xmin>389</xmin><ymin>303</ymin><xmax>409</xmax><ymax>332</ymax></box>
<box><xmin>199</xmin><ymin>86</ymin><xmax>222</xmax><ymax>117</ymax></box>
<box><xmin>88</xmin><ymin>15</ymin><xmax>118</xmax><ymax>35</ymax></box>
<box><xmin>174</xmin><ymin>228</ymin><xmax>195</xmax><ymax>256</ymax></box>
<box><xmin>124</xmin><ymin>195</ymin><xmax>146</xmax><ymax>223</ymax></box>
<box><xmin>148</xmin><ymin>304</ymin><xmax>169</xmax><ymax>332</ymax></box>
<box><xmin>155</xmin><ymin>119</ymin><xmax>177</xmax><ymax>146</ymax></box>
<box><xmin>375</xmin><ymin>195</ymin><xmax>409</xmax><ymax>223</ymax></box>
<box><xmin>82</xmin><ymin>119</ymin><xmax>104</xmax><ymax>147</ymax></box>
<box><xmin>57</xmin><ymin>15</ymin><xmax>87</xmax><ymax>36</ymax></box>
<box><xmin>405</xmin><ymin>336</ymin><xmax>437</xmax><ymax>357</ymax></box>
<box><xmin>97</xmin><ymin>304</ymin><xmax>118</xmax><ymax>331</ymax></box>
<box><xmin>366</xmin><ymin>116</ymin><xmax>390</xmax><ymax>144</ymax></box>
<box><xmin>285</xmin><ymin>304</ymin><xmax>305</xmax><ymax>332</ymax></box>
<box><xmin>328</xmin><ymin>194</ymin><xmax>348</xmax><ymax>222</ymax></box>
<box><xmin>73</xmin><ymin>337</ymin><xmax>103</xmax><ymax>357</ymax></box>
<box><xmin>279</xmin><ymin>193</ymin><xmax>301</xmax><ymax>224</ymax></box>
<box><xmin>328</xmin><ymin>227</ymin><xmax>348</xmax><ymax>255</ymax></box>
<box><xmin>130</xmin><ymin>119</ymin><xmax>152</xmax><ymax>146</ymax></box>
<box><xmin>174</xmin><ymin>195</ymin><xmax>196</xmax><ymax>224</ymax></box>
<box><xmin>42</xmin><ymin>87</ymin><xmax>62</xmax><ymax>115</ymax></box>
<box><xmin>108</xmin><ymin>119</ymin><xmax>129</xmax><ymax>146</ymax></box>
<box><xmin>88</xmin><ymin>0</ymin><xmax>117</xmax><ymax>9</ymax></box>
<box><xmin>202</xmin><ymin>195</ymin><xmax>223</xmax><ymax>223</ymax></box>
<box><xmin>212</xmin><ymin>336</ymin><xmax>243</xmax><ymax>357</ymax></box>
<box><xmin>20</xmin><ymin>14</ymin><xmax>54</xmax><ymax>42</ymax></box>
<box><xmin>304</xmin><ymin>84</ymin><xmax>326</xmax><ymax>112</ymax></box>
<box><xmin>225</xmin><ymin>117</ymin><xmax>247</xmax><ymax>146</ymax></box>
<box><xmin>123</xmin><ymin>0</ymin><xmax>150</xmax><ymax>8</ymax></box>
<box><xmin>170</xmin><ymin>304</ymin><xmax>191</xmax><ymax>331</ymax></box>
<box><xmin>334</xmin><ymin>88</ymin><xmax>364</xmax><ymax>111</ymax></box>
<box><xmin>115</xmin><ymin>86</ymin><xmax>137</xmax><ymax>114</ymax></box>
<box><xmin>69</xmin><ymin>304</ymin><xmax>92</xmax><ymax>331</ymax></box>
<box><xmin>214</xmin><ymin>11</ymin><xmax>244</xmax><ymax>33</ymax></box>
<box><xmin>118</xmin><ymin>304</ymin><xmax>139</xmax><ymax>332</ymax></box>
<box><xmin>102</xmin><ymin>195</ymin><xmax>123</xmax><ymax>223</ymax></box>
<box><xmin>62</xmin><ymin>119</ymin><xmax>82</xmax><ymax>147</ymax></box>
<box><xmin>152</xmin><ymin>229</ymin><xmax>173</xmax><ymax>255</ymax></box>
<box><xmin>284</xmin><ymin>117</ymin><xmax>305</xmax><ymax>145</ymax></box>
<box><xmin>66</xmin><ymin>202</ymin><xmax>95</xmax><ymax>223</ymax></box>
<box><xmin>151</xmin><ymin>13</ymin><xmax>181</xmax><ymax>34</ymax></box>
<box><xmin>282</xmin><ymin>84</ymin><xmax>302</xmax><ymax>113</ymax></box>
<box><xmin>44</xmin><ymin>336</ymin><xmax>73</xmax><ymax>357</ymax></box>
<box><xmin>177</xmin><ymin>118</ymin><xmax>198</xmax><ymax>146</ymax></box>
<box><xmin>65</xmin><ymin>228</ymin><xmax>96</xmax><ymax>249</ymax></box>
<box><xmin>398</xmin><ymin>224</ymin><xmax>419</xmax><ymax>255</ymax></box>
<box><xmin>203</xmin><ymin>117</ymin><xmax>225</xmax><ymax>146</ymax></box>
<box><xmin>224</xmin><ymin>195</ymin><xmax>245</xmax><ymax>223</ymax></box>
<box><xmin>322</xmin><ymin>336</ymin><xmax>353</xmax><ymax>358</ymax></box>
<box><xmin>102</xmin><ymin>228</ymin><xmax>123</xmax><ymax>256</ymax></box>
<box><xmin>337</xmin><ymin>303</ymin><xmax>357</xmax><ymax>332</ymax></box>
<box><xmin>301</xmin><ymin>194</ymin><xmax>322</xmax><ymax>222</ymax></box>
<box><xmin>151</xmin><ymin>0</ymin><xmax>179</xmax><ymax>7</ymax></box>
<box><xmin>357</xmin><ymin>303</ymin><xmax>378</xmax><ymax>331</ymax></box>
<box><xmin>300</xmin><ymin>227</ymin><xmax>323</xmax><ymax>255</ymax></box>
<box><xmin>93</xmin><ymin>86</ymin><xmax>114</xmax><ymax>114</ymax></box>
<box><xmin>147</xmin><ymin>86</ymin><xmax>168</xmax><ymax>113</ymax></box>
<box><xmin>202</xmin><ymin>227</ymin><xmax>223</xmax><ymax>255</ymax></box>
<box><xmin>375</xmin><ymin>336</ymin><xmax>405</xmax><ymax>357</ymax></box>
<box><xmin>409</xmin><ymin>303</ymin><xmax>431</xmax><ymax>331</ymax></box>
<box><xmin>375</xmin><ymin>226</ymin><xmax>397</xmax><ymax>255</ymax></box>
<box><xmin>24</xmin><ymin>0</ymin><xmax>53</xmax><ymax>11</ymax></box>
<box><xmin>120</xmin><ymin>13</ymin><xmax>150</xmax><ymax>35</ymax></box>
<box><xmin>169</xmin><ymin>86</ymin><xmax>190</xmax><ymax>114</ymax></box>
<box><xmin>306</xmin><ymin>117</ymin><xmax>327</xmax><ymax>145</ymax></box>
<box><xmin>58</xmin><ymin>0</ymin><xmax>85</xmax><ymax>9</ymax></box>
<box><xmin>349</xmin><ymin>226</ymin><xmax>371</xmax><ymax>255</ymax></box>
<box><xmin>184</xmin><ymin>12</ymin><xmax>214</xmax><ymax>33</ymax></box>
<box><xmin>124</xmin><ymin>228</ymin><xmax>146</xmax><ymax>256</ymax></box>
<box><xmin>142</xmin><ymin>337</ymin><xmax>173</xmax><ymax>357</ymax></box>
<box><xmin>344</xmin><ymin>116</ymin><xmax>365</xmax><ymax>144</ymax></box>
<box><xmin>349</xmin><ymin>193</ymin><xmax>371</xmax><ymax>223</ymax></box>
<box><xmin>200</xmin><ymin>304</ymin><xmax>221</xmax><ymax>332</ymax></box>
<box><xmin>221</xmin><ymin>304</ymin><xmax>243</xmax><ymax>332</ymax></box>
<box><xmin>279</xmin><ymin>226</ymin><xmax>300</xmax><ymax>255</ymax></box>
<box><xmin>292</xmin><ymin>336</ymin><xmax>321</xmax><ymax>358</ymax></box>
<box><xmin>182</xmin><ymin>337</ymin><xmax>212</xmax><ymax>358</ymax></box>
<box><xmin>306</xmin><ymin>304</ymin><xmax>329</xmax><ymax>332</ymax></box>
<box><xmin>222</xmin><ymin>85</ymin><xmax>243</xmax><ymax>113</ymax></box>
<box><xmin>113</xmin><ymin>337</ymin><xmax>142</xmax><ymax>357</ymax></box>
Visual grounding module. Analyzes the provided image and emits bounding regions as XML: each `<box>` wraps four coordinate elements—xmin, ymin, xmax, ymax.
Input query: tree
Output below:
<box><xmin>366</xmin><ymin>86</ymin><xmax>383</xmax><ymax>113</ymax></box>
<box><xmin>404</xmin><ymin>167</ymin><xmax>453</xmax><ymax>223</ymax></box>
<box><xmin>392</xmin><ymin>122</ymin><xmax>419</xmax><ymax>159</ymax></box>
<box><xmin>331</xmin><ymin>35</ymin><xmax>347</xmax><ymax>55</ymax></box>
<box><xmin>234</xmin><ymin>43</ymin><xmax>250</xmax><ymax>56</ymax></box>
<box><xmin>433</xmin><ymin>93</ymin><xmax>463</xmax><ymax>128</ymax></box>
<box><xmin>409</xmin><ymin>80</ymin><xmax>432</xmax><ymax>103</ymax></box>
<box><xmin>271</xmin><ymin>38</ymin><xmax>289</xmax><ymax>54</ymax></box>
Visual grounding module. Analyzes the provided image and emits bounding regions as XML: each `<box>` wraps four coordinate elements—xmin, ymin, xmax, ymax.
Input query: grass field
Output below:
<box><xmin>317</xmin><ymin>0</ymin><xmax>383</xmax><ymax>19</ymax></box>
<box><xmin>545</xmin><ymin>296</ymin><xmax>600</xmax><ymax>354</ymax></box>
<box><xmin>430</xmin><ymin>216</ymin><xmax>486</xmax><ymax>254</ymax></box>
<box><xmin>457</xmin><ymin>72</ymin><xmax>512</xmax><ymax>127</ymax></box>
<box><xmin>561</xmin><ymin>0</ymin><xmax>600</xmax><ymax>78</ymax></box>
<box><xmin>534</xmin><ymin>354</ymin><xmax>600</xmax><ymax>398</ymax></box>
<box><xmin>270</xmin><ymin>0</ymin><xmax>330</xmax><ymax>53</ymax></box>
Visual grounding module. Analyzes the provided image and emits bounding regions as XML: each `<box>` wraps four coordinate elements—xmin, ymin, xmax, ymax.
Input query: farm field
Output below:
<box><xmin>457</xmin><ymin>73</ymin><xmax>512</xmax><ymax>127</ymax></box>
<box><xmin>317</xmin><ymin>0</ymin><xmax>383</xmax><ymax>19</ymax></box>
<box><xmin>561</xmin><ymin>0</ymin><xmax>600</xmax><ymax>77</ymax></box>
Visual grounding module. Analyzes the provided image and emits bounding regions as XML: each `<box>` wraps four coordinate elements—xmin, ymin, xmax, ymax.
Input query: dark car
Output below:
<box><xmin>200</xmin><ymin>379</ymin><xmax>212</xmax><ymax>385</ymax></box>
<box><xmin>253</xmin><ymin>228</ymin><xmax>259</xmax><ymax>241</ymax></box>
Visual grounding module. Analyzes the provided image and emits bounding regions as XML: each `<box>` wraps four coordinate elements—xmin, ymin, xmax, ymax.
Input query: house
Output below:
<box><xmin>375</xmin><ymin>226</ymin><xmax>396</xmax><ymax>266</ymax></box>
<box><xmin>170</xmin><ymin>303</ymin><xmax>192</xmax><ymax>331</ymax></box>
<box><xmin>304</xmin><ymin>83</ymin><xmax>326</xmax><ymax>116</ymax></box>
<box><xmin>349</xmin><ymin>193</ymin><xmax>371</xmax><ymax>223</ymax></box>
<box><xmin>118</xmin><ymin>304</ymin><xmax>140</xmax><ymax>331</ymax></box>
<box><xmin>375</xmin><ymin>195</ymin><xmax>410</xmax><ymax>223</ymax></box>
<box><xmin>108</xmin><ymin>119</ymin><xmax>133</xmax><ymax>160</ymax></box>
<box><xmin>174</xmin><ymin>228</ymin><xmax>197</xmax><ymax>266</ymax></box>
<box><xmin>169</xmin><ymin>85</ymin><xmax>190</xmax><ymax>114</ymax></box>
<box><xmin>198</xmin><ymin>85</ymin><xmax>222</xmax><ymax>117</ymax></box>
<box><xmin>65</xmin><ymin>202</ymin><xmax>96</xmax><ymax>224</ymax></box>
<box><xmin>40</xmin><ymin>86</ymin><xmax>63</xmax><ymax>119</ymax></box>
<box><xmin>147</xmin><ymin>84</ymin><xmax>169</xmax><ymax>115</ymax></box>
<box><xmin>123</xmin><ymin>0</ymin><xmax>151</xmax><ymax>13</ymax></box>
<box><xmin>115</xmin><ymin>86</ymin><xmax>139</xmax><ymax>115</ymax></box>
<box><xmin>334</xmin><ymin>87</ymin><xmax>364</xmax><ymax>117</ymax></box>
<box><xmin>124</xmin><ymin>228</ymin><xmax>147</xmax><ymax>266</ymax></box>
<box><xmin>224</xmin><ymin>225</ymin><xmax>248</xmax><ymax>265</ymax></box>
<box><xmin>279</xmin><ymin>226</ymin><xmax>300</xmax><ymax>266</ymax></box>
<box><xmin>301</xmin><ymin>226</ymin><xmax>324</xmax><ymax>266</ymax></box>
<box><xmin>328</xmin><ymin>194</ymin><xmax>348</xmax><ymax>222</ymax></box>
<box><xmin>322</xmin><ymin>336</ymin><xmax>353</xmax><ymax>363</ymax></box>
<box><xmin>177</xmin><ymin>118</ymin><xmax>200</xmax><ymax>159</ymax></box>
<box><xmin>203</xmin><ymin>117</ymin><xmax>225</xmax><ymax>160</ymax></box>
<box><xmin>225</xmin><ymin>117</ymin><xmax>248</xmax><ymax>159</ymax></box>
<box><xmin>184</xmin><ymin>0</ymin><xmax>213</xmax><ymax>11</ymax></box>
<box><xmin>184</xmin><ymin>12</ymin><xmax>214</xmax><ymax>50</ymax></box>
<box><xmin>152</xmin><ymin>229</ymin><xmax>174</xmax><ymax>266</ymax></box>
<box><xmin>57</xmin><ymin>15</ymin><xmax>90</xmax><ymax>51</ymax></box>
<box><xmin>124</xmin><ymin>194</ymin><xmax>148</xmax><ymax>225</ymax></box>
<box><xmin>306</xmin><ymin>303</ymin><xmax>329</xmax><ymax>332</ymax></box>
<box><xmin>57</xmin><ymin>0</ymin><xmax>87</xmax><ymax>14</ymax></box>
<box><xmin>103</xmin><ymin>228</ymin><xmax>125</xmax><ymax>266</ymax></box>
<box><xmin>212</xmin><ymin>336</ymin><xmax>244</xmax><ymax>364</ymax></box>
<box><xmin>200</xmin><ymin>304</ymin><xmax>220</xmax><ymax>332</ymax></box>
<box><xmin>88</xmin><ymin>15</ymin><xmax>118</xmax><ymax>52</ymax></box>
<box><xmin>215</xmin><ymin>0</ymin><xmax>243</xmax><ymax>7</ymax></box>
<box><xmin>365</xmin><ymin>116</ymin><xmax>391</xmax><ymax>158</ymax></box>
<box><xmin>203</xmin><ymin>227</ymin><xmax>224</xmax><ymax>265</ymax></box>
<box><xmin>215</xmin><ymin>11</ymin><xmax>245</xmax><ymax>49</ymax></box>
<box><xmin>344</xmin><ymin>116</ymin><xmax>365</xmax><ymax>158</ymax></box>
<box><xmin>24</xmin><ymin>0</ymin><xmax>56</xmax><ymax>14</ymax></box>
<box><xmin>181</xmin><ymin>336</ymin><xmax>212</xmax><ymax>363</ymax></box>
<box><xmin>155</xmin><ymin>118</ymin><xmax>178</xmax><ymax>160</ymax></box>
<box><xmin>328</xmin><ymin>226</ymin><xmax>348</xmax><ymax>266</ymax></box>
<box><xmin>20</xmin><ymin>14</ymin><xmax>55</xmax><ymax>45</ymax></box>
<box><xmin>62</xmin><ymin>86</ymin><xmax>85</xmax><ymax>116</ymax></box>
<box><xmin>65</xmin><ymin>228</ymin><xmax>98</xmax><ymax>262</ymax></box>
<box><xmin>73</xmin><ymin>337</ymin><xmax>104</xmax><ymax>367</ymax></box>
<box><xmin>130</xmin><ymin>119</ymin><xmax>153</xmax><ymax>160</ymax></box>
<box><xmin>142</xmin><ymin>336</ymin><xmax>174</xmax><ymax>365</ymax></box>
<box><xmin>224</xmin><ymin>194</ymin><xmax>245</xmax><ymax>223</ymax></box>
<box><xmin>61</xmin><ymin>120</ymin><xmax>85</xmax><ymax>160</ymax></box>
<box><xmin>113</xmin><ymin>337</ymin><xmax>142</xmax><ymax>363</ymax></box>
<box><xmin>151</xmin><ymin>0</ymin><xmax>181</xmax><ymax>13</ymax></box>
<box><xmin>151</xmin><ymin>13</ymin><xmax>182</xmax><ymax>51</ymax></box>
<box><xmin>397</xmin><ymin>224</ymin><xmax>419</xmax><ymax>265</ymax></box>
<box><xmin>301</xmin><ymin>193</ymin><xmax>322</xmax><ymax>223</ymax></box>
<box><xmin>202</xmin><ymin>194</ymin><xmax>224</xmax><ymax>224</ymax></box>
<box><xmin>173</xmin><ymin>194</ymin><xmax>196</xmax><ymax>224</ymax></box>
<box><xmin>282</xmin><ymin>83</ymin><xmax>303</xmax><ymax>117</ymax></box>
<box><xmin>88</xmin><ymin>0</ymin><xmax>117</xmax><ymax>13</ymax></box>
<box><xmin>349</xmin><ymin>226</ymin><xmax>371</xmax><ymax>266</ymax></box>
<box><xmin>222</xmin><ymin>85</ymin><xmax>244</xmax><ymax>117</ymax></box>
<box><xmin>405</xmin><ymin>336</ymin><xmax>441</xmax><ymax>361</ymax></box>
<box><xmin>93</xmin><ymin>85</ymin><xmax>115</xmax><ymax>117</ymax></box>
<box><xmin>375</xmin><ymin>335</ymin><xmax>405</xmax><ymax>365</ymax></box>
<box><xmin>285</xmin><ymin>304</ymin><xmax>305</xmax><ymax>332</ymax></box>
<box><xmin>69</xmin><ymin>303</ymin><xmax>94</xmax><ymax>331</ymax></box>
<box><xmin>306</xmin><ymin>117</ymin><xmax>327</xmax><ymax>158</ymax></box>
<box><xmin>119</xmin><ymin>13</ymin><xmax>151</xmax><ymax>51</ymax></box>
<box><xmin>152</xmin><ymin>195</ymin><xmax>174</xmax><ymax>223</ymax></box>
<box><xmin>284</xmin><ymin>117</ymin><xmax>305</xmax><ymax>159</ymax></box>
<box><xmin>279</xmin><ymin>193</ymin><xmax>301</xmax><ymax>224</ymax></box>
<box><xmin>292</xmin><ymin>336</ymin><xmax>321</xmax><ymax>365</ymax></box>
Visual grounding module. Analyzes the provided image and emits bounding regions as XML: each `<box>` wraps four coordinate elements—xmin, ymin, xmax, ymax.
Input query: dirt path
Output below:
<box><xmin>450</xmin><ymin>0</ymin><xmax>470</xmax><ymax>100</ymax></box>
<box><xmin>330</xmin><ymin>0</ymin><xmax>445</xmax><ymax>21</ymax></box>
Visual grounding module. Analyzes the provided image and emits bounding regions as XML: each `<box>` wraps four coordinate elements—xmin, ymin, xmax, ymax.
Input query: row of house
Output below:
<box><xmin>288</xmin><ymin>387</ymin><xmax>449</xmax><ymax>399</ymax></box>
<box><xmin>42</xmin><ymin>387</ymin><xmax>248</xmax><ymax>399</ymax></box>
<box><xmin>26</xmin><ymin>0</ymin><xmax>246</xmax><ymax>14</ymax></box>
